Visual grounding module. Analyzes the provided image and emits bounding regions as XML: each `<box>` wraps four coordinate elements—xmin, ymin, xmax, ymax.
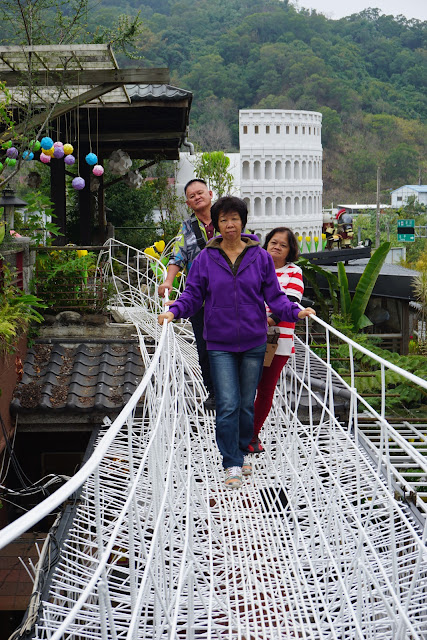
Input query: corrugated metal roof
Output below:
<box><xmin>126</xmin><ymin>83</ymin><xmax>192</xmax><ymax>102</ymax></box>
<box><xmin>391</xmin><ymin>185</ymin><xmax>427</xmax><ymax>193</ymax></box>
<box><xmin>11</xmin><ymin>341</ymin><xmax>145</xmax><ymax>414</ymax></box>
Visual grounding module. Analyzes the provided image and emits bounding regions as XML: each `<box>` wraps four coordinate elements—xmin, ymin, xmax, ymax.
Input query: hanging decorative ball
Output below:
<box><xmin>41</xmin><ymin>136</ymin><xmax>54</xmax><ymax>150</ymax></box>
<box><xmin>63</xmin><ymin>143</ymin><xmax>74</xmax><ymax>155</ymax></box>
<box><xmin>72</xmin><ymin>177</ymin><xmax>85</xmax><ymax>190</ymax></box>
<box><xmin>64</xmin><ymin>154</ymin><xmax>75</xmax><ymax>166</ymax></box>
<box><xmin>53</xmin><ymin>141</ymin><xmax>64</xmax><ymax>149</ymax></box>
<box><xmin>85</xmin><ymin>152</ymin><xmax>98</xmax><ymax>166</ymax></box>
<box><xmin>23</xmin><ymin>150</ymin><xmax>34</xmax><ymax>161</ymax></box>
<box><xmin>0</xmin><ymin>162</ymin><xmax>3</xmax><ymax>172</ymax></box>
<box><xmin>30</xmin><ymin>140</ymin><xmax>41</xmax><ymax>152</ymax></box>
<box><xmin>5</xmin><ymin>157</ymin><xmax>17</xmax><ymax>166</ymax></box>
<box><xmin>43</xmin><ymin>147</ymin><xmax>55</xmax><ymax>157</ymax></box>
<box><xmin>2</xmin><ymin>140</ymin><xmax>12</xmax><ymax>149</ymax></box>
<box><xmin>6</xmin><ymin>147</ymin><xmax>19</xmax><ymax>159</ymax></box>
<box><xmin>40</xmin><ymin>152</ymin><xmax>51</xmax><ymax>164</ymax></box>
<box><xmin>92</xmin><ymin>164</ymin><xmax>104</xmax><ymax>176</ymax></box>
<box><xmin>53</xmin><ymin>146</ymin><xmax>65</xmax><ymax>159</ymax></box>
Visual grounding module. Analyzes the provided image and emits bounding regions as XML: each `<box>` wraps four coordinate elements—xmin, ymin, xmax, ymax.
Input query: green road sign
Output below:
<box><xmin>397</xmin><ymin>218</ymin><xmax>415</xmax><ymax>242</ymax></box>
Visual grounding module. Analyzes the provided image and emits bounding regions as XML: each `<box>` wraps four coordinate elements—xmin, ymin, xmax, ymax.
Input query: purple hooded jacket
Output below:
<box><xmin>168</xmin><ymin>235</ymin><xmax>301</xmax><ymax>352</ymax></box>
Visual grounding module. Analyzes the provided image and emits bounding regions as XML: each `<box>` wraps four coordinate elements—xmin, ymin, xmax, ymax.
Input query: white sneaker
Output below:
<box><xmin>242</xmin><ymin>455</ymin><xmax>252</xmax><ymax>476</ymax></box>
<box><xmin>224</xmin><ymin>466</ymin><xmax>242</xmax><ymax>489</ymax></box>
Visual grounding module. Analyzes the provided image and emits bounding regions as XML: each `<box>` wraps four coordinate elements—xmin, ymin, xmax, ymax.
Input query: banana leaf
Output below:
<box><xmin>349</xmin><ymin>242</ymin><xmax>391</xmax><ymax>331</ymax></box>
<box><xmin>337</xmin><ymin>261</ymin><xmax>351</xmax><ymax>317</ymax></box>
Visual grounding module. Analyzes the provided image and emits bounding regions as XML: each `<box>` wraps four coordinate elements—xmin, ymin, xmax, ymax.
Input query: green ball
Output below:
<box><xmin>30</xmin><ymin>139</ymin><xmax>41</xmax><ymax>152</ymax></box>
<box><xmin>0</xmin><ymin>162</ymin><xmax>3</xmax><ymax>172</ymax></box>
<box><xmin>5</xmin><ymin>157</ymin><xmax>17</xmax><ymax>166</ymax></box>
<box><xmin>2</xmin><ymin>140</ymin><xmax>12</xmax><ymax>149</ymax></box>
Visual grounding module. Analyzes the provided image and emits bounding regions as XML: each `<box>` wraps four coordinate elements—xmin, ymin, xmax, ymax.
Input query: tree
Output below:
<box><xmin>194</xmin><ymin>151</ymin><xmax>234</xmax><ymax>198</ymax></box>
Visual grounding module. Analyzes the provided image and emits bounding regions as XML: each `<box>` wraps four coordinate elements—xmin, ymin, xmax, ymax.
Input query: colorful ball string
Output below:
<box><xmin>6</xmin><ymin>147</ymin><xmax>18</xmax><ymax>159</ymax></box>
<box><xmin>40</xmin><ymin>153</ymin><xmax>51</xmax><ymax>164</ymax></box>
<box><xmin>63</xmin><ymin>143</ymin><xmax>73</xmax><ymax>155</ymax></box>
<box><xmin>30</xmin><ymin>140</ymin><xmax>41</xmax><ymax>152</ymax></box>
<box><xmin>72</xmin><ymin>177</ymin><xmax>85</xmax><ymax>190</ymax></box>
<box><xmin>23</xmin><ymin>151</ymin><xmax>34</xmax><ymax>161</ymax></box>
<box><xmin>53</xmin><ymin>146</ymin><xmax>65</xmax><ymax>159</ymax></box>
<box><xmin>64</xmin><ymin>154</ymin><xmax>75</xmax><ymax>166</ymax></box>
<box><xmin>85</xmin><ymin>152</ymin><xmax>98</xmax><ymax>166</ymax></box>
<box><xmin>5</xmin><ymin>157</ymin><xmax>16</xmax><ymax>166</ymax></box>
<box><xmin>40</xmin><ymin>136</ymin><xmax>54</xmax><ymax>150</ymax></box>
<box><xmin>92</xmin><ymin>165</ymin><xmax>104</xmax><ymax>176</ymax></box>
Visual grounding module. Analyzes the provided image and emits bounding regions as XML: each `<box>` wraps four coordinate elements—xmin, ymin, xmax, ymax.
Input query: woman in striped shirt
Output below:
<box><xmin>249</xmin><ymin>227</ymin><xmax>304</xmax><ymax>453</ymax></box>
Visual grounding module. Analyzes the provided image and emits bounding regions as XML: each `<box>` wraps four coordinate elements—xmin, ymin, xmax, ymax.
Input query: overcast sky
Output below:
<box><xmin>294</xmin><ymin>0</ymin><xmax>427</xmax><ymax>21</ymax></box>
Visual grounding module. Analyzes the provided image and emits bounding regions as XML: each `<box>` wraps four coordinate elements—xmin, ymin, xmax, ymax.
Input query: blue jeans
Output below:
<box><xmin>208</xmin><ymin>343</ymin><xmax>266</xmax><ymax>469</ymax></box>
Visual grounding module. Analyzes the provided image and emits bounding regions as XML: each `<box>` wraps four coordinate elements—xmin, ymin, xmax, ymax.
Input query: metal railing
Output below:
<box><xmin>0</xmin><ymin>238</ymin><xmax>426</xmax><ymax>639</ymax></box>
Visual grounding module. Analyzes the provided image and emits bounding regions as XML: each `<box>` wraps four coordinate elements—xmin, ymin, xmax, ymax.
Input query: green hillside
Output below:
<box><xmin>1</xmin><ymin>0</ymin><xmax>426</xmax><ymax>203</ymax></box>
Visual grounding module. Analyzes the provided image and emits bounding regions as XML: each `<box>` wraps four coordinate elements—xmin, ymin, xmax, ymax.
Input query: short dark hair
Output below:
<box><xmin>184</xmin><ymin>178</ymin><xmax>208</xmax><ymax>195</ymax></box>
<box><xmin>263</xmin><ymin>227</ymin><xmax>299</xmax><ymax>263</ymax></box>
<box><xmin>211</xmin><ymin>196</ymin><xmax>248</xmax><ymax>232</ymax></box>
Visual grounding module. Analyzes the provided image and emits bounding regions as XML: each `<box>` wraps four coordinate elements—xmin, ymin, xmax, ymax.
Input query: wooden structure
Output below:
<box><xmin>0</xmin><ymin>45</ymin><xmax>192</xmax><ymax>244</ymax></box>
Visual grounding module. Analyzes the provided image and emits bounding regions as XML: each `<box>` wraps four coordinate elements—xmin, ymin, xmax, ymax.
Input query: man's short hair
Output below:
<box><xmin>211</xmin><ymin>196</ymin><xmax>248</xmax><ymax>232</ymax></box>
<box><xmin>184</xmin><ymin>178</ymin><xmax>208</xmax><ymax>196</ymax></box>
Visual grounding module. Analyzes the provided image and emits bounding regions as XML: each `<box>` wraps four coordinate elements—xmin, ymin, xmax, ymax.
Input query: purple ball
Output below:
<box><xmin>53</xmin><ymin>147</ymin><xmax>65</xmax><ymax>159</ymax></box>
<box><xmin>72</xmin><ymin>177</ymin><xmax>85</xmax><ymax>190</ymax></box>
<box><xmin>64</xmin><ymin>154</ymin><xmax>75</xmax><ymax>165</ymax></box>
<box><xmin>6</xmin><ymin>146</ymin><xmax>18</xmax><ymax>159</ymax></box>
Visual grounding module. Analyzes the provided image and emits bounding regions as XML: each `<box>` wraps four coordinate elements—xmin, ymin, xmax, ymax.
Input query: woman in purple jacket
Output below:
<box><xmin>159</xmin><ymin>197</ymin><xmax>315</xmax><ymax>489</ymax></box>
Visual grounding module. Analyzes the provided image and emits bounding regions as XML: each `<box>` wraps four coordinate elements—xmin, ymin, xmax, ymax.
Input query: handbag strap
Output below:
<box><xmin>190</xmin><ymin>216</ymin><xmax>207</xmax><ymax>251</ymax></box>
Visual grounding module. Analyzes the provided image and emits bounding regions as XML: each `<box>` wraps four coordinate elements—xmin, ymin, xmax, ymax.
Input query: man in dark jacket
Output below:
<box><xmin>158</xmin><ymin>179</ymin><xmax>216</xmax><ymax>409</ymax></box>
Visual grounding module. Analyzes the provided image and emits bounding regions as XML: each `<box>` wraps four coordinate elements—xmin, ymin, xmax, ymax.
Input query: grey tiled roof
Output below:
<box><xmin>11</xmin><ymin>341</ymin><xmax>145</xmax><ymax>414</ymax></box>
<box><xmin>126</xmin><ymin>84</ymin><xmax>192</xmax><ymax>102</ymax></box>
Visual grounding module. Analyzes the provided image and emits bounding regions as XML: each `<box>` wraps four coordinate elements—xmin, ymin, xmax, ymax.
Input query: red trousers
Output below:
<box><xmin>253</xmin><ymin>355</ymin><xmax>289</xmax><ymax>437</ymax></box>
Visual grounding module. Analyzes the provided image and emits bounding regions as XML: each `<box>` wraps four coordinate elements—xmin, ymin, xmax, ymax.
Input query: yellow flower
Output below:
<box><xmin>144</xmin><ymin>247</ymin><xmax>160</xmax><ymax>259</ymax></box>
<box><xmin>321</xmin><ymin>233</ymin><xmax>326</xmax><ymax>239</ymax></box>
<box><xmin>298</xmin><ymin>235</ymin><xmax>303</xmax><ymax>242</ymax></box>
<box><xmin>154</xmin><ymin>240</ymin><xmax>165</xmax><ymax>253</ymax></box>
<box><xmin>77</xmin><ymin>249</ymin><xmax>88</xmax><ymax>258</ymax></box>
<box><xmin>314</xmin><ymin>236</ymin><xmax>318</xmax><ymax>242</ymax></box>
<box><xmin>305</xmin><ymin>236</ymin><xmax>311</xmax><ymax>242</ymax></box>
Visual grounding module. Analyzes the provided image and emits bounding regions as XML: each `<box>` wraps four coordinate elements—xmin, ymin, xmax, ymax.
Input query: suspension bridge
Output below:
<box><xmin>1</xmin><ymin>239</ymin><xmax>427</xmax><ymax>639</ymax></box>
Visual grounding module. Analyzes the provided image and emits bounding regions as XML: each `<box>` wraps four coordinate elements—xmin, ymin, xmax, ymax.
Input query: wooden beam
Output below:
<box><xmin>80</xmin><ymin>131</ymin><xmax>183</xmax><ymax>142</ymax></box>
<box><xmin>2</xmin><ymin>68</ymin><xmax>170</xmax><ymax>87</ymax></box>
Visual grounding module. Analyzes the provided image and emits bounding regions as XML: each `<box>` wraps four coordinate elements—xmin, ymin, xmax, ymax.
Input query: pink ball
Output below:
<box><xmin>92</xmin><ymin>164</ymin><xmax>104</xmax><ymax>176</ymax></box>
<box><xmin>53</xmin><ymin>147</ymin><xmax>65</xmax><ymax>159</ymax></box>
<box><xmin>72</xmin><ymin>176</ymin><xmax>85</xmax><ymax>190</ymax></box>
<box><xmin>40</xmin><ymin>152</ymin><xmax>51</xmax><ymax>163</ymax></box>
<box><xmin>54</xmin><ymin>141</ymin><xmax>63</xmax><ymax>148</ymax></box>
<box><xmin>64</xmin><ymin>154</ymin><xmax>75</xmax><ymax>165</ymax></box>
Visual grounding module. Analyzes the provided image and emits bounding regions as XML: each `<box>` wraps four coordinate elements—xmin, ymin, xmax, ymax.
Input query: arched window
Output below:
<box><xmin>275</xmin><ymin>161</ymin><xmax>282</xmax><ymax>179</ymax></box>
<box><xmin>265</xmin><ymin>160</ymin><xmax>272</xmax><ymax>180</ymax></box>
<box><xmin>285</xmin><ymin>160</ymin><xmax>291</xmax><ymax>180</ymax></box>
<box><xmin>265</xmin><ymin>197</ymin><xmax>272</xmax><ymax>217</ymax></box>
<box><xmin>308</xmin><ymin>195</ymin><xmax>312</xmax><ymax>214</ymax></box>
<box><xmin>254</xmin><ymin>197</ymin><xmax>262</xmax><ymax>216</ymax></box>
<box><xmin>308</xmin><ymin>161</ymin><xmax>313</xmax><ymax>179</ymax></box>
<box><xmin>294</xmin><ymin>197</ymin><xmax>301</xmax><ymax>216</ymax></box>
<box><xmin>242</xmin><ymin>161</ymin><xmax>250</xmax><ymax>180</ymax></box>
<box><xmin>254</xmin><ymin>161</ymin><xmax>261</xmax><ymax>180</ymax></box>
<box><xmin>302</xmin><ymin>196</ymin><xmax>307</xmax><ymax>214</ymax></box>
<box><xmin>294</xmin><ymin>161</ymin><xmax>300</xmax><ymax>180</ymax></box>
<box><xmin>275</xmin><ymin>197</ymin><xmax>282</xmax><ymax>216</ymax></box>
<box><xmin>285</xmin><ymin>196</ymin><xmax>292</xmax><ymax>216</ymax></box>
<box><xmin>302</xmin><ymin>161</ymin><xmax>307</xmax><ymax>179</ymax></box>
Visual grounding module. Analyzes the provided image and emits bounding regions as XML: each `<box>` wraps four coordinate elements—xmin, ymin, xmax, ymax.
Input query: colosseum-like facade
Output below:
<box><xmin>240</xmin><ymin>109</ymin><xmax>323</xmax><ymax>245</ymax></box>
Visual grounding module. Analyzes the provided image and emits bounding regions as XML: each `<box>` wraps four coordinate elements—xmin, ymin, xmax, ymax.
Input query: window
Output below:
<box><xmin>295</xmin><ymin>126</ymin><xmax>298</xmax><ymax>134</ymax></box>
<box><xmin>276</xmin><ymin>125</ymin><xmax>280</xmax><ymax>134</ymax></box>
<box><xmin>397</xmin><ymin>196</ymin><xmax>402</xmax><ymax>201</ymax></box>
<box><xmin>243</xmin><ymin>125</ymin><xmax>248</xmax><ymax>134</ymax></box>
<box><xmin>308</xmin><ymin>127</ymin><xmax>311</xmax><ymax>134</ymax></box>
<box><xmin>302</xmin><ymin>126</ymin><xmax>305</xmax><ymax>134</ymax></box>
<box><xmin>286</xmin><ymin>125</ymin><xmax>290</xmax><ymax>134</ymax></box>
<box><xmin>254</xmin><ymin>125</ymin><xmax>259</xmax><ymax>134</ymax></box>
<box><xmin>266</xmin><ymin>125</ymin><xmax>270</xmax><ymax>134</ymax></box>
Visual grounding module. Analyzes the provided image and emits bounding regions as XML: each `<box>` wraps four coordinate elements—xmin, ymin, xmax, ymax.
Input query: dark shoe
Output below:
<box><xmin>203</xmin><ymin>394</ymin><xmax>216</xmax><ymax>411</ymax></box>
<box><xmin>247</xmin><ymin>437</ymin><xmax>264</xmax><ymax>453</ymax></box>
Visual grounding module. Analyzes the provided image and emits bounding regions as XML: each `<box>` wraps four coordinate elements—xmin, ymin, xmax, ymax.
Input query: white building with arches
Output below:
<box><xmin>239</xmin><ymin>109</ymin><xmax>323</xmax><ymax>246</ymax></box>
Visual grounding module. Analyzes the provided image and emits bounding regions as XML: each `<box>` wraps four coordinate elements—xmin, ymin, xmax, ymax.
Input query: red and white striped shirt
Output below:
<box><xmin>266</xmin><ymin>262</ymin><xmax>304</xmax><ymax>356</ymax></box>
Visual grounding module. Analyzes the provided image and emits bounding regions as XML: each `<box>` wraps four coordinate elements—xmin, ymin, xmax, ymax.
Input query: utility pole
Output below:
<box><xmin>375</xmin><ymin>166</ymin><xmax>381</xmax><ymax>248</ymax></box>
